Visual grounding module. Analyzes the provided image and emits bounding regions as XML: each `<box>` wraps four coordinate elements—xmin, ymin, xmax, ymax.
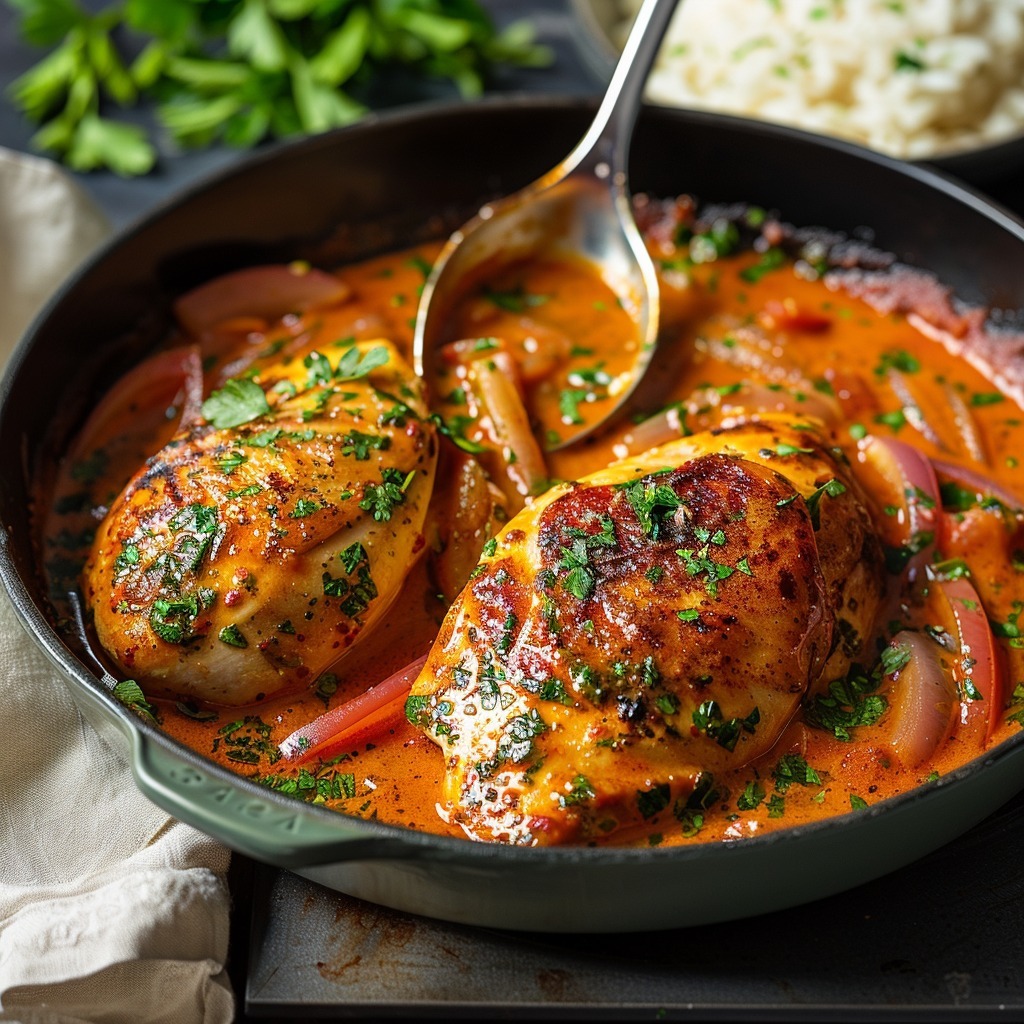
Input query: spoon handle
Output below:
<box><xmin>565</xmin><ymin>0</ymin><xmax>679</xmax><ymax>177</ymax></box>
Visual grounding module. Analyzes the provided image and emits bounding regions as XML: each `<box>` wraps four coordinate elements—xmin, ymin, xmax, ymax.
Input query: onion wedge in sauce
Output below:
<box><xmin>859</xmin><ymin>434</ymin><xmax>942</xmax><ymax>579</ymax></box>
<box><xmin>174</xmin><ymin>263</ymin><xmax>350</xmax><ymax>336</ymax></box>
<box><xmin>279</xmin><ymin>656</ymin><xmax>428</xmax><ymax>762</ymax></box>
<box><xmin>70</xmin><ymin>345</ymin><xmax>204</xmax><ymax>461</ymax></box>
<box><xmin>883</xmin><ymin>631</ymin><xmax>957</xmax><ymax>768</ymax></box>
<box><xmin>934</xmin><ymin>575</ymin><xmax>1004</xmax><ymax>743</ymax></box>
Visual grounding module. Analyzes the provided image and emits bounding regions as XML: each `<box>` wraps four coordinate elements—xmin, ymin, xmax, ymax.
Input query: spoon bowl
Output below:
<box><xmin>413</xmin><ymin>0</ymin><xmax>677</xmax><ymax>449</ymax></box>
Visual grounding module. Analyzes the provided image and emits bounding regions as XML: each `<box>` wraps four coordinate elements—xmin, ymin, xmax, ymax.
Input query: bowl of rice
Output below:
<box><xmin>573</xmin><ymin>0</ymin><xmax>1024</xmax><ymax>177</ymax></box>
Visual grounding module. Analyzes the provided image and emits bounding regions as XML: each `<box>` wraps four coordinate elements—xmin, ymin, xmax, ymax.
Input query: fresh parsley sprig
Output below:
<box><xmin>7</xmin><ymin>0</ymin><xmax>553</xmax><ymax>176</ymax></box>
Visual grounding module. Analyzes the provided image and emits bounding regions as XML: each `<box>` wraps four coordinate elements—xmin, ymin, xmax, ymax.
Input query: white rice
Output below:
<box><xmin>608</xmin><ymin>0</ymin><xmax>1024</xmax><ymax>158</ymax></box>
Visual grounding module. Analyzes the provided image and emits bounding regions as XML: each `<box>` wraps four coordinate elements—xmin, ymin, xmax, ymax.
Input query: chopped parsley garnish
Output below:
<box><xmin>636</xmin><ymin>782</ymin><xmax>671</xmax><ymax>819</ymax></box>
<box><xmin>359</xmin><ymin>467</ymin><xmax>415</xmax><ymax>522</ymax></box>
<box><xmin>687</xmin><ymin>219</ymin><xmax>740</xmax><ymax>262</ymax></box>
<box><xmin>559</xmin><ymin>388</ymin><xmax>590</xmax><ymax>426</ymax></box>
<box><xmin>692</xmin><ymin>700</ymin><xmax>760</xmax><ymax>752</ymax></box>
<box><xmin>218</xmin><ymin>449</ymin><xmax>248</xmax><ymax>475</ymax></box>
<box><xmin>769</xmin><ymin>442</ymin><xmax>814</xmax><ymax>457</ymax></box>
<box><xmin>655</xmin><ymin>693</ymin><xmax>680</xmax><ymax>715</ymax></box>
<box><xmin>218</xmin><ymin>623</ymin><xmax>247</xmax><ymax>648</ymax></box>
<box><xmin>322</xmin><ymin>542</ymin><xmax>377</xmax><ymax>618</ymax></box>
<box><xmin>874</xmin><ymin>409</ymin><xmax>907</xmax><ymax>433</ymax></box>
<box><xmin>621</xmin><ymin>476</ymin><xmax>684</xmax><ymax>539</ymax></box>
<box><xmin>226</xmin><ymin>483</ymin><xmax>263</xmax><ymax>499</ymax></box>
<box><xmin>894</xmin><ymin>49</ymin><xmax>926</xmax><ymax>72</ymax></box>
<box><xmin>677</xmin><ymin>543</ymin><xmax>735</xmax><ymax>598</ymax></box>
<box><xmin>557</xmin><ymin>515</ymin><xmax>617</xmax><ymax>601</ymax></box>
<box><xmin>939</xmin><ymin>480</ymin><xmax>1013</xmax><ymax>514</ymax></box>
<box><xmin>495</xmin><ymin>612</ymin><xmax>518</xmax><ymax>656</ymax></box>
<box><xmin>113</xmin><ymin>543</ymin><xmax>140</xmax><ymax>576</ymax></box>
<box><xmin>290</xmin><ymin>497</ymin><xmax>322</xmax><ymax>518</ymax></box>
<box><xmin>335</xmin><ymin>344</ymin><xmax>390</xmax><ymax>381</ymax></box>
<box><xmin>772</xmin><ymin>753</ymin><xmax>822</xmax><ymax>792</ymax></box>
<box><xmin>428</xmin><ymin>412</ymin><xmax>487</xmax><ymax>454</ymax></box>
<box><xmin>1007</xmin><ymin>683</ymin><xmax>1024</xmax><ymax>728</ymax></box>
<box><xmin>808</xmin><ymin>641</ymin><xmax>909</xmax><ymax>742</ymax></box>
<box><xmin>217</xmin><ymin>715</ymin><xmax>279</xmax><ymax>766</ymax></box>
<box><xmin>736</xmin><ymin>779</ymin><xmax>765</xmax><ymax>811</ymax></box>
<box><xmin>150</xmin><ymin>594</ymin><xmax>201</xmax><ymax>644</ymax></box>
<box><xmin>874</xmin><ymin>349</ymin><xmax>921</xmax><ymax>376</ymax></box>
<box><xmin>304</xmin><ymin>350</ymin><xmax>333</xmax><ymax>386</ymax></box>
<box><xmin>315</xmin><ymin>673</ymin><xmax>338</xmax><ymax>706</ymax></box>
<box><xmin>341</xmin><ymin>430</ymin><xmax>390</xmax><ymax>461</ymax></box>
<box><xmin>482</xmin><ymin>283</ymin><xmax>549</xmax><ymax>312</ymax></box>
<box><xmin>804</xmin><ymin>478</ymin><xmax>846</xmax><ymax>528</ymax></box>
<box><xmin>883</xmin><ymin>529</ymin><xmax>934</xmax><ymax>574</ymax></box>
<box><xmin>111</xmin><ymin>679</ymin><xmax>159</xmax><ymax>723</ymax></box>
<box><xmin>253</xmin><ymin>761</ymin><xmax>356</xmax><ymax>804</ymax></box>
<box><xmin>475</xmin><ymin>709</ymin><xmax>547</xmax><ymax>779</ymax></box>
<box><xmin>202</xmin><ymin>377</ymin><xmax>270</xmax><ymax>429</ymax></box>
<box><xmin>879</xmin><ymin>642</ymin><xmax>912</xmax><ymax>675</ymax></box>
<box><xmin>404</xmin><ymin>694</ymin><xmax>431</xmax><ymax>727</ymax></box>
<box><xmin>558</xmin><ymin>774</ymin><xmax>595</xmax><ymax>808</ymax></box>
<box><xmin>991</xmin><ymin>601</ymin><xmax>1024</xmax><ymax>649</ymax></box>
<box><xmin>970</xmin><ymin>391</ymin><xmax>1004</xmax><ymax>407</ymax></box>
<box><xmin>738</xmin><ymin>246</ymin><xmax>785</xmax><ymax>283</ymax></box>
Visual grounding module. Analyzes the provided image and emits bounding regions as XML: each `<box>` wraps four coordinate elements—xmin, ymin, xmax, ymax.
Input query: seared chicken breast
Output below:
<box><xmin>84</xmin><ymin>339</ymin><xmax>436</xmax><ymax>706</ymax></box>
<box><xmin>408</xmin><ymin>415</ymin><xmax>885</xmax><ymax>844</ymax></box>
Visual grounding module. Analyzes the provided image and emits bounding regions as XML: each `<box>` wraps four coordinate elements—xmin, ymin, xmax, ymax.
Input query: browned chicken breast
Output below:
<box><xmin>84</xmin><ymin>339</ymin><xmax>436</xmax><ymax>706</ymax></box>
<box><xmin>407</xmin><ymin>415</ymin><xmax>885</xmax><ymax>844</ymax></box>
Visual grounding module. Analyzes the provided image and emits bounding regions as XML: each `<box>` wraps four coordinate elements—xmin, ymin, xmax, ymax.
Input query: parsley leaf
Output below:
<box><xmin>335</xmin><ymin>344</ymin><xmax>389</xmax><ymax>381</ymax></box>
<box><xmin>622</xmin><ymin>476</ymin><xmax>684</xmax><ymax>539</ymax></box>
<box><xmin>202</xmin><ymin>377</ymin><xmax>270</xmax><ymax>429</ymax></box>
<box><xmin>359</xmin><ymin>467</ymin><xmax>414</xmax><ymax>522</ymax></box>
<box><xmin>557</xmin><ymin>515</ymin><xmax>617</xmax><ymax>601</ymax></box>
<box><xmin>111</xmin><ymin>679</ymin><xmax>159</xmax><ymax>723</ymax></box>
<box><xmin>692</xmin><ymin>700</ymin><xmax>760</xmax><ymax>752</ymax></box>
<box><xmin>772</xmin><ymin>753</ymin><xmax>821</xmax><ymax>792</ymax></box>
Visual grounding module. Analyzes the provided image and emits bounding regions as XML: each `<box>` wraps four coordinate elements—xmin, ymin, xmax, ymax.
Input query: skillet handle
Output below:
<box><xmin>130</xmin><ymin>730</ymin><xmax>406</xmax><ymax>867</ymax></box>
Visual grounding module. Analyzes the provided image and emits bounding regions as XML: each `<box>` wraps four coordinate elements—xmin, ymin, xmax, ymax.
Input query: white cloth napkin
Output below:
<box><xmin>0</xmin><ymin>149</ymin><xmax>234</xmax><ymax>1024</ymax></box>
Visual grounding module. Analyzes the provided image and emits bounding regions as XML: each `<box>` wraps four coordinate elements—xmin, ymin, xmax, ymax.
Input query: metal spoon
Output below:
<box><xmin>413</xmin><ymin>0</ymin><xmax>678</xmax><ymax>449</ymax></box>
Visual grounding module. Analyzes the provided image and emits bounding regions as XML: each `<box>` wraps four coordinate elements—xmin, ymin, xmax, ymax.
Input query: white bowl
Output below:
<box><xmin>571</xmin><ymin>0</ymin><xmax>1024</xmax><ymax>182</ymax></box>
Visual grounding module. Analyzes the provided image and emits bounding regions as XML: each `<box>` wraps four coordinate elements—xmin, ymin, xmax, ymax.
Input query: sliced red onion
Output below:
<box><xmin>936</xmin><ymin>577</ymin><xmax>1003</xmax><ymax>743</ymax></box>
<box><xmin>860</xmin><ymin>434</ymin><xmax>942</xmax><ymax>578</ymax></box>
<box><xmin>174</xmin><ymin>263</ymin><xmax>350</xmax><ymax>336</ymax></box>
<box><xmin>71</xmin><ymin>345</ymin><xmax>203</xmax><ymax>462</ymax></box>
<box><xmin>884</xmin><ymin>630</ymin><xmax>956</xmax><ymax>768</ymax></box>
<box><xmin>622</xmin><ymin>404</ymin><xmax>688</xmax><ymax>454</ymax></box>
<box><xmin>278</xmin><ymin>655</ymin><xmax>428</xmax><ymax>762</ymax></box>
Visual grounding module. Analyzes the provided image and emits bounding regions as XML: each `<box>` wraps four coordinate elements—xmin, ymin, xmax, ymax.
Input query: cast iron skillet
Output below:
<box><xmin>3</xmin><ymin>98</ymin><xmax>1024</xmax><ymax>933</ymax></box>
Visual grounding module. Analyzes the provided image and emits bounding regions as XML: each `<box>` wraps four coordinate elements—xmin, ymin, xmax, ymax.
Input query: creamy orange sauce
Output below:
<box><xmin>42</xmin><ymin>213</ymin><xmax>1024</xmax><ymax>847</ymax></box>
